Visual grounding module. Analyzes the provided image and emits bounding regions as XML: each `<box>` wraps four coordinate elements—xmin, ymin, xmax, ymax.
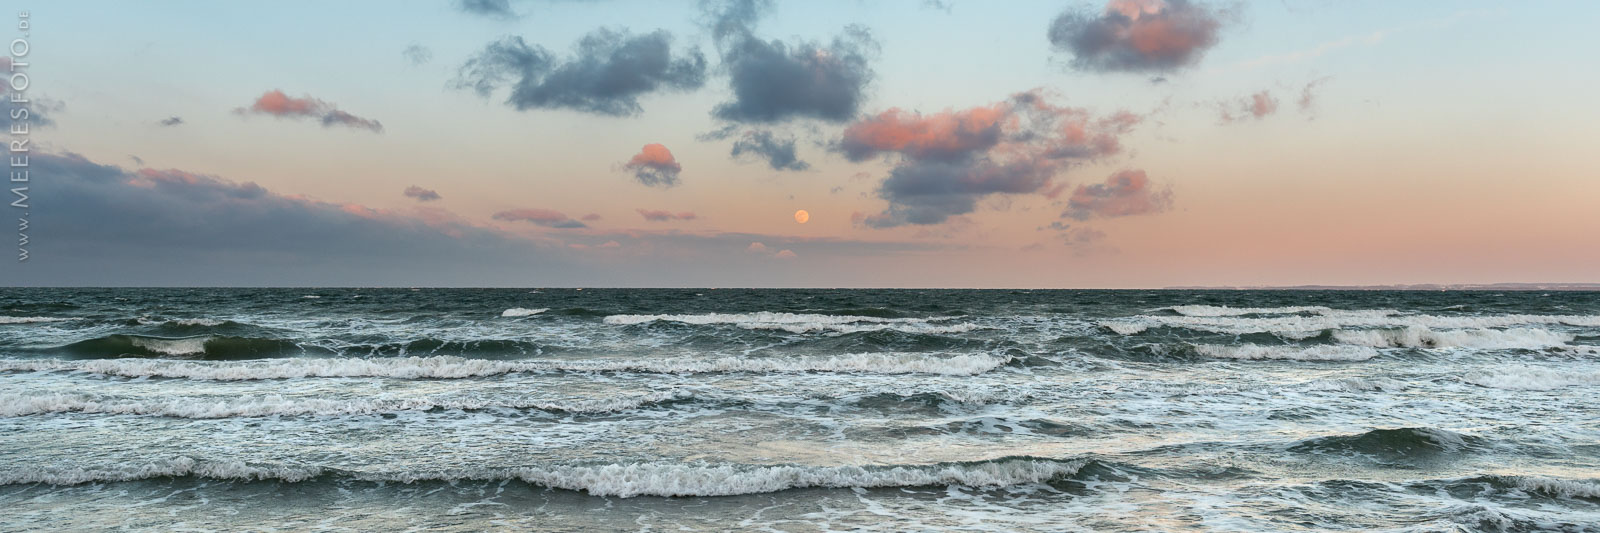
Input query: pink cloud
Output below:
<box><xmin>623</xmin><ymin>143</ymin><xmax>682</xmax><ymax>187</ymax></box>
<box><xmin>1062</xmin><ymin>169</ymin><xmax>1173</xmax><ymax>220</ymax></box>
<box><xmin>1218</xmin><ymin>90</ymin><xmax>1279</xmax><ymax>123</ymax></box>
<box><xmin>492</xmin><ymin>208</ymin><xmax>588</xmax><ymax>229</ymax></box>
<box><xmin>236</xmin><ymin>90</ymin><xmax>383</xmax><ymax>132</ymax></box>
<box><xmin>581</xmin><ymin>213</ymin><xmax>603</xmax><ymax>221</ymax></box>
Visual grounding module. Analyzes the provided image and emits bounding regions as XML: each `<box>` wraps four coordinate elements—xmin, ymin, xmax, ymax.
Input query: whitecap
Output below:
<box><xmin>1331</xmin><ymin>326</ymin><xmax>1572</xmax><ymax>350</ymax></box>
<box><xmin>501</xmin><ymin>308</ymin><xmax>549</xmax><ymax>317</ymax></box>
<box><xmin>1193</xmin><ymin>344</ymin><xmax>1378</xmax><ymax>361</ymax></box>
<box><xmin>0</xmin><ymin>352</ymin><xmax>1010</xmax><ymax>380</ymax></box>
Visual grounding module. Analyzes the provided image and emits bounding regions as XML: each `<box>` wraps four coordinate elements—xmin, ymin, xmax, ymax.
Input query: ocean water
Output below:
<box><xmin>1</xmin><ymin>288</ymin><xmax>1597</xmax><ymax>532</ymax></box>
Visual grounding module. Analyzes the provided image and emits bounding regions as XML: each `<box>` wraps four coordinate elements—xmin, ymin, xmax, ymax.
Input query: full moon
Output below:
<box><xmin>794</xmin><ymin>210</ymin><xmax>810</xmax><ymax>224</ymax></box>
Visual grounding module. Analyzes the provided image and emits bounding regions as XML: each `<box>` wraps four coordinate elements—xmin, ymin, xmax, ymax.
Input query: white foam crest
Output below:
<box><xmin>128</xmin><ymin>336</ymin><xmax>211</xmax><ymax>356</ymax></box>
<box><xmin>501</xmin><ymin>308</ymin><xmax>548</xmax><ymax>317</ymax></box>
<box><xmin>0</xmin><ymin>390</ymin><xmax>684</xmax><ymax>419</ymax></box>
<box><xmin>1101</xmin><ymin>313</ymin><xmax>1600</xmax><ymax>336</ymax></box>
<box><xmin>0</xmin><ymin>457</ymin><xmax>326</xmax><ymax>485</ymax></box>
<box><xmin>1163</xmin><ymin>305</ymin><xmax>1332</xmax><ymax>316</ymax></box>
<box><xmin>0</xmin><ymin>352</ymin><xmax>1009</xmax><ymax>380</ymax></box>
<box><xmin>603</xmin><ymin>312</ymin><xmax>981</xmax><ymax>334</ymax></box>
<box><xmin>0</xmin><ymin>316</ymin><xmax>79</xmax><ymax>324</ymax></box>
<box><xmin>168</xmin><ymin>318</ymin><xmax>227</xmax><ymax>326</ymax></box>
<box><xmin>744</xmin><ymin>322</ymin><xmax>986</xmax><ymax>335</ymax></box>
<box><xmin>1331</xmin><ymin>327</ymin><xmax>1573</xmax><ymax>349</ymax></box>
<box><xmin>1509</xmin><ymin>476</ymin><xmax>1600</xmax><ymax>499</ymax></box>
<box><xmin>1461</xmin><ymin>367</ymin><xmax>1600</xmax><ymax>390</ymax></box>
<box><xmin>0</xmin><ymin>457</ymin><xmax>1086</xmax><ymax>495</ymax></box>
<box><xmin>1193</xmin><ymin>344</ymin><xmax>1379</xmax><ymax>361</ymax></box>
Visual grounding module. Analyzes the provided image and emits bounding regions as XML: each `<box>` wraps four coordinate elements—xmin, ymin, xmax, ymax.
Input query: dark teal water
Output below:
<box><xmin>1</xmin><ymin>289</ymin><xmax>1597</xmax><ymax>531</ymax></box>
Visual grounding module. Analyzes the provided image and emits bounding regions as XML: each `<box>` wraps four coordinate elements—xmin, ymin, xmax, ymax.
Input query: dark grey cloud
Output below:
<box><xmin>1048</xmin><ymin>0</ymin><xmax>1225</xmax><ymax>73</ymax></box>
<box><xmin>706</xmin><ymin>0</ymin><xmax>878</xmax><ymax>124</ymax></box>
<box><xmin>403</xmin><ymin>185</ymin><xmax>442</xmax><ymax>202</ymax></box>
<box><xmin>158</xmin><ymin>116</ymin><xmax>183</xmax><ymax>127</ymax></box>
<box><xmin>729</xmin><ymin>130</ymin><xmax>810</xmax><ymax>171</ymax></box>
<box><xmin>457</xmin><ymin>29</ymin><xmax>707</xmax><ymax>117</ymax></box>
<box><xmin>492</xmin><ymin>208</ymin><xmax>588</xmax><ymax>228</ymax></box>
<box><xmin>845</xmin><ymin>91</ymin><xmax>1141</xmax><ymax>228</ymax></box>
<box><xmin>458</xmin><ymin>0</ymin><xmax>518</xmax><ymax>19</ymax></box>
<box><xmin>11</xmin><ymin>152</ymin><xmax>582</xmax><ymax>286</ymax></box>
<box><xmin>403</xmin><ymin>44</ymin><xmax>433</xmax><ymax>65</ymax></box>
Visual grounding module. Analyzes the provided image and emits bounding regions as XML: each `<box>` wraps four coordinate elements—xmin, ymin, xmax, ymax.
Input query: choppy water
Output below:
<box><xmin>1</xmin><ymin>288</ymin><xmax>1597</xmax><ymax>532</ymax></box>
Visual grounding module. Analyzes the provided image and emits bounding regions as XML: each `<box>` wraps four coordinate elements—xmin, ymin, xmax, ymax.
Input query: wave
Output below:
<box><xmin>1100</xmin><ymin>313</ymin><xmax>1600</xmax><ymax>337</ymax></box>
<box><xmin>603</xmin><ymin>312</ymin><xmax>982</xmax><ymax>334</ymax></box>
<box><xmin>57</xmin><ymin>335</ymin><xmax>306</xmax><ymax>359</ymax></box>
<box><xmin>1288</xmin><ymin>427</ymin><xmax>1482</xmax><ymax>457</ymax></box>
<box><xmin>1193</xmin><ymin>344</ymin><xmax>1379</xmax><ymax>361</ymax></box>
<box><xmin>0</xmin><ymin>390</ymin><xmax>687</xmax><ymax>419</ymax></box>
<box><xmin>0</xmin><ymin>352</ymin><xmax>1011</xmax><ymax>380</ymax></box>
<box><xmin>1331</xmin><ymin>326</ymin><xmax>1573</xmax><ymax>350</ymax></box>
<box><xmin>1162</xmin><ymin>305</ymin><xmax>1334</xmax><ymax>316</ymax></box>
<box><xmin>501</xmin><ymin>308</ymin><xmax>548</xmax><ymax>317</ymax></box>
<box><xmin>1461</xmin><ymin>366</ymin><xmax>1600</xmax><ymax>390</ymax></box>
<box><xmin>0</xmin><ymin>316</ymin><xmax>80</xmax><ymax>324</ymax></box>
<box><xmin>0</xmin><ymin>456</ymin><xmax>1091</xmax><ymax>496</ymax></box>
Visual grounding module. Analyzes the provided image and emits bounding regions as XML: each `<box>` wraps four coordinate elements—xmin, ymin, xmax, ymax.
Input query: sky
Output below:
<box><xmin>3</xmin><ymin>0</ymin><xmax>1598</xmax><ymax>287</ymax></box>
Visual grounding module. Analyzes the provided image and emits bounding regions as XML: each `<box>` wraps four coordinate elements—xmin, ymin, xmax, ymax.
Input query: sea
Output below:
<box><xmin>0</xmin><ymin>288</ymin><xmax>1597</xmax><ymax>532</ymax></box>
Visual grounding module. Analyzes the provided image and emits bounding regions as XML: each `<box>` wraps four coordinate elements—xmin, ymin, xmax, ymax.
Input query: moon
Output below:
<box><xmin>794</xmin><ymin>210</ymin><xmax>810</xmax><ymax>224</ymax></box>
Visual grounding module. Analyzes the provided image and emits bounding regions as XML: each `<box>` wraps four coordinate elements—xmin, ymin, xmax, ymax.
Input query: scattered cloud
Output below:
<box><xmin>1298</xmin><ymin>76</ymin><xmax>1332</xmax><ymax>114</ymax></box>
<box><xmin>1060</xmin><ymin>169</ymin><xmax>1173</xmax><ymax>220</ymax></box>
<box><xmin>457</xmin><ymin>0</ymin><xmax>518</xmax><ymax>19</ymax></box>
<box><xmin>235</xmin><ymin>90</ymin><xmax>383</xmax><ymax>132</ymax></box>
<box><xmin>623</xmin><ymin>143</ymin><xmax>683</xmax><ymax>187</ymax></box>
<box><xmin>456</xmin><ymin>29</ymin><xmax>706</xmax><ymax>117</ymax></box>
<box><xmin>158</xmin><ymin>116</ymin><xmax>184</xmax><ymax>127</ymax></box>
<box><xmin>1216</xmin><ymin>90</ymin><xmax>1278</xmax><ymax>123</ymax></box>
<box><xmin>729</xmin><ymin>130</ymin><xmax>810</xmax><ymax>170</ymax></box>
<box><xmin>403</xmin><ymin>185</ymin><xmax>442</xmax><ymax>202</ymax></box>
<box><xmin>843</xmin><ymin>90</ymin><xmax>1140</xmax><ymax>227</ymax></box>
<box><xmin>637</xmin><ymin>209</ymin><xmax>697</xmax><ymax>221</ymax></box>
<box><xmin>706</xmin><ymin>0</ymin><xmax>878</xmax><ymax>123</ymax></box>
<box><xmin>1048</xmin><ymin>0</ymin><xmax>1227</xmax><ymax>73</ymax></box>
<box><xmin>581</xmin><ymin>213</ymin><xmax>603</xmax><ymax>221</ymax></box>
<box><xmin>403</xmin><ymin>44</ymin><xmax>433</xmax><ymax>65</ymax></box>
<box><xmin>492</xmin><ymin>208</ymin><xmax>588</xmax><ymax>228</ymax></box>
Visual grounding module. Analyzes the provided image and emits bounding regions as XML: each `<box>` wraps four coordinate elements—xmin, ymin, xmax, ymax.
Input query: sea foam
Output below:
<box><xmin>603</xmin><ymin>312</ymin><xmax>982</xmax><ymax>334</ymax></box>
<box><xmin>0</xmin><ymin>457</ymin><xmax>1089</xmax><ymax>496</ymax></box>
<box><xmin>0</xmin><ymin>352</ymin><xmax>1010</xmax><ymax>380</ymax></box>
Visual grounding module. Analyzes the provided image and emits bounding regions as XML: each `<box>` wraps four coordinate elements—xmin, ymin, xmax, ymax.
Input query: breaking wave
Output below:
<box><xmin>0</xmin><ymin>316</ymin><xmax>80</xmax><ymax>324</ymax></box>
<box><xmin>1193</xmin><ymin>344</ymin><xmax>1379</xmax><ymax>361</ymax></box>
<box><xmin>0</xmin><ymin>391</ymin><xmax>687</xmax><ymax>419</ymax></box>
<box><xmin>603</xmin><ymin>312</ymin><xmax>983</xmax><ymax>334</ymax></box>
<box><xmin>1461</xmin><ymin>366</ymin><xmax>1600</xmax><ymax>390</ymax></box>
<box><xmin>0</xmin><ymin>352</ymin><xmax>1012</xmax><ymax>380</ymax></box>
<box><xmin>1162</xmin><ymin>305</ymin><xmax>1334</xmax><ymax>316</ymax></box>
<box><xmin>0</xmin><ymin>456</ymin><xmax>1091</xmax><ymax>497</ymax></box>
<box><xmin>501</xmin><ymin>308</ymin><xmax>548</xmax><ymax>317</ymax></box>
<box><xmin>1331</xmin><ymin>327</ymin><xmax>1573</xmax><ymax>349</ymax></box>
<box><xmin>1101</xmin><ymin>313</ymin><xmax>1600</xmax><ymax>337</ymax></box>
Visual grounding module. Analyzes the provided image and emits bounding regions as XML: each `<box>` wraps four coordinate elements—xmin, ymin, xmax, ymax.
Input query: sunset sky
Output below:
<box><xmin>7</xmin><ymin>0</ymin><xmax>1598</xmax><ymax>287</ymax></box>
